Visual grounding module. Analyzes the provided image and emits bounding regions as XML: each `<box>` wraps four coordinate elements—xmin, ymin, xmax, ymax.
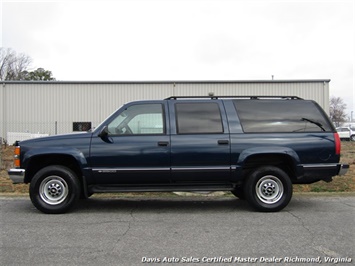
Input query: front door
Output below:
<box><xmin>89</xmin><ymin>102</ymin><xmax>170</xmax><ymax>184</ymax></box>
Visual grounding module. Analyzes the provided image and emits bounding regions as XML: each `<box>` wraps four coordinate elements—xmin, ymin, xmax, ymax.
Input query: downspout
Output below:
<box><xmin>2</xmin><ymin>82</ymin><xmax>6</xmax><ymax>145</ymax></box>
<box><xmin>324</xmin><ymin>80</ymin><xmax>330</xmax><ymax>116</ymax></box>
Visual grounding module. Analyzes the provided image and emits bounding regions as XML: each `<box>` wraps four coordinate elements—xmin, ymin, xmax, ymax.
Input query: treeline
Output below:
<box><xmin>0</xmin><ymin>47</ymin><xmax>55</xmax><ymax>81</ymax></box>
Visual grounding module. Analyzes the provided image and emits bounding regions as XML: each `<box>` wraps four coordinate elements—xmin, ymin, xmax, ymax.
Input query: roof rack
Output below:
<box><xmin>165</xmin><ymin>96</ymin><xmax>303</xmax><ymax>100</ymax></box>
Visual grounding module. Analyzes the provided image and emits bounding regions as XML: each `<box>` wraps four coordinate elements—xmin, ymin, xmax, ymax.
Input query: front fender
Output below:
<box><xmin>22</xmin><ymin>147</ymin><xmax>90</xmax><ymax>184</ymax></box>
<box><xmin>23</xmin><ymin>147</ymin><xmax>88</xmax><ymax>169</ymax></box>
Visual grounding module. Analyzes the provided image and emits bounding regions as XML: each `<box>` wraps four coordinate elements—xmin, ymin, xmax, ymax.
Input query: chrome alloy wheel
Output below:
<box><xmin>39</xmin><ymin>176</ymin><xmax>69</xmax><ymax>205</ymax></box>
<box><xmin>255</xmin><ymin>175</ymin><xmax>284</xmax><ymax>204</ymax></box>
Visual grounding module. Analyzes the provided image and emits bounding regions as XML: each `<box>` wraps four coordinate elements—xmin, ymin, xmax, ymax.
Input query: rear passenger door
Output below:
<box><xmin>168</xmin><ymin>100</ymin><xmax>231</xmax><ymax>182</ymax></box>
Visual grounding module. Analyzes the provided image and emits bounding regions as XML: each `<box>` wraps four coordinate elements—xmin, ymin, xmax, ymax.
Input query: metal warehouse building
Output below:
<box><xmin>0</xmin><ymin>79</ymin><xmax>330</xmax><ymax>143</ymax></box>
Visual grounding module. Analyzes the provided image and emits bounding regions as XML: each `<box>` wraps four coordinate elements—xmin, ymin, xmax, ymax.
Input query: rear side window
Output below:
<box><xmin>175</xmin><ymin>102</ymin><xmax>223</xmax><ymax>134</ymax></box>
<box><xmin>234</xmin><ymin>100</ymin><xmax>333</xmax><ymax>133</ymax></box>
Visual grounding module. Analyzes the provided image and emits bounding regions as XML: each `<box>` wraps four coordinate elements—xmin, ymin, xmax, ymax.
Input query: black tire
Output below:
<box><xmin>231</xmin><ymin>186</ymin><xmax>245</xmax><ymax>199</ymax></box>
<box><xmin>244</xmin><ymin>166</ymin><xmax>292</xmax><ymax>212</ymax></box>
<box><xmin>30</xmin><ymin>165</ymin><xmax>81</xmax><ymax>214</ymax></box>
<box><xmin>350</xmin><ymin>135</ymin><xmax>355</xmax><ymax>142</ymax></box>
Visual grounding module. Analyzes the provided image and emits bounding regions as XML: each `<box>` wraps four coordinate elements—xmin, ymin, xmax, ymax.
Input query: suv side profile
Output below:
<box><xmin>8</xmin><ymin>96</ymin><xmax>349</xmax><ymax>213</ymax></box>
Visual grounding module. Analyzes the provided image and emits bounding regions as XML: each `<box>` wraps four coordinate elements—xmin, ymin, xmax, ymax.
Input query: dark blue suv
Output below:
<box><xmin>8</xmin><ymin>96</ymin><xmax>349</xmax><ymax>213</ymax></box>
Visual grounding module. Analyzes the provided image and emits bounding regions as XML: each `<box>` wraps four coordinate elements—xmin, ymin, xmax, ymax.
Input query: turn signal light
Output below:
<box><xmin>14</xmin><ymin>146</ymin><xmax>20</xmax><ymax>167</ymax></box>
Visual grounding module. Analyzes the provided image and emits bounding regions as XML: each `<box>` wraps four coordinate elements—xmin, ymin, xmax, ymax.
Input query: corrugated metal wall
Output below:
<box><xmin>0</xmin><ymin>80</ymin><xmax>330</xmax><ymax>142</ymax></box>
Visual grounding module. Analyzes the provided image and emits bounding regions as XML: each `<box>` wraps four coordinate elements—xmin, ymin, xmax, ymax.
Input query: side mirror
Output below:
<box><xmin>98</xmin><ymin>126</ymin><xmax>109</xmax><ymax>138</ymax></box>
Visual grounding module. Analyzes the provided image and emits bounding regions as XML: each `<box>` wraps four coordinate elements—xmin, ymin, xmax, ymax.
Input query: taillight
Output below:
<box><xmin>14</xmin><ymin>146</ymin><xmax>21</xmax><ymax>167</ymax></box>
<box><xmin>334</xmin><ymin>133</ymin><xmax>341</xmax><ymax>155</ymax></box>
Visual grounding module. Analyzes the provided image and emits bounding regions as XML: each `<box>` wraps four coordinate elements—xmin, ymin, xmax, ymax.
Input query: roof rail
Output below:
<box><xmin>165</xmin><ymin>96</ymin><xmax>303</xmax><ymax>100</ymax></box>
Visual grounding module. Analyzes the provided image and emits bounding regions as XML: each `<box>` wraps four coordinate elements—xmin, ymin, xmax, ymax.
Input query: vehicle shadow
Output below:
<box><xmin>75</xmin><ymin>196</ymin><xmax>252</xmax><ymax>213</ymax></box>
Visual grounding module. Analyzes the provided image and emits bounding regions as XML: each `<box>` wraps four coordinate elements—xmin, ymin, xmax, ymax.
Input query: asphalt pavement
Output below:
<box><xmin>1</xmin><ymin>194</ymin><xmax>354</xmax><ymax>266</ymax></box>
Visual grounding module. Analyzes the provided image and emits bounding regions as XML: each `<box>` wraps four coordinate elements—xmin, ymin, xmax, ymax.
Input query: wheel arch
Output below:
<box><xmin>238</xmin><ymin>148</ymin><xmax>300</xmax><ymax>181</ymax></box>
<box><xmin>25</xmin><ymin>154</ymin><xmax>83</xmax><ymax>182</ymax></box>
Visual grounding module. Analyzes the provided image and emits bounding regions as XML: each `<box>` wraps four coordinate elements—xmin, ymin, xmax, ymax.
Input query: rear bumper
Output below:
<box><xmin>295</xmin><ymin>163</ymin><xmax>350</xmax><ymax>184</ymax></box>
<box><xmin>8</xmin><ymin>169</ymin><xmax>25</xmax><ymax>184</ymax></box>
<box><xmin>301</xmin><ymin>163</ymin><xmax>349</xmax><ymax>176</ymax></box>
<box><xmin>337</xmin><ymin>164</ymin><xmax>349</xmax><ymax>176</ymax></box>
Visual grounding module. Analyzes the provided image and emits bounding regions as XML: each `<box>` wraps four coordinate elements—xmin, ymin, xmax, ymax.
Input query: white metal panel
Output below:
<box><xmin>0</xmin><ymin>80</ymin><xmax>330</xmax><ymax>141</ymax></box>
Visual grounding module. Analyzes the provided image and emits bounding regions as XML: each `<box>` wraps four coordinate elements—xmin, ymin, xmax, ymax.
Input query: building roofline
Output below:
<box><xmin>2</xmin><ymin>79</ymin><xmax>331</xmax><ymax>85</ymax></box>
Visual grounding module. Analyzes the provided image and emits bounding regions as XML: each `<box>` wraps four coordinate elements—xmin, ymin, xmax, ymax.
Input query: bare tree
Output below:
<box><xmin>0</xmin><ymin>47</ymin><xmax>32</xmax><ymax>80</ymax></box>
<box><xmin>329</xmin><ymin>96</ymin><xmax>347</xmax><ymax>126</ymax></box>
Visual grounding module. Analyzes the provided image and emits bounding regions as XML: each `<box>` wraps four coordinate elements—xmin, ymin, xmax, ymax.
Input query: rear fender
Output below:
<box><xmin>237</xmin><ymin>147</ymin><xmax>302</xmax><ymax>177</ymax></box>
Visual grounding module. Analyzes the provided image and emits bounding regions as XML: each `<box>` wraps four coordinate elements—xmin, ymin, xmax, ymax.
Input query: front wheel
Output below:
<box><xmin>30</xmin><ymin>165</ymin><xmax>81</xmax><ymax>214</ymax></box>
<box><xmin>350</xmin><ymin>135</ymin><xmax>355</xmax><ymax>141</ymax></box>
<box><xmin>244</xmin><ymin>166</ymin><xmax>292</xmax><ymax>212</ymax></box>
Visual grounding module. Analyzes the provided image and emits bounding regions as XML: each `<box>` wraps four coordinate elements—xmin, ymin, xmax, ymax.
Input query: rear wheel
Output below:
<box><xmin>30</xmin><ymin>165</ymin><xmax>80</xmax><ymax>214</ymax></box>
<box><xmin>244</xmin><ymin>166</ymin><xmax>292</xmax><ymax>212</ymax></box>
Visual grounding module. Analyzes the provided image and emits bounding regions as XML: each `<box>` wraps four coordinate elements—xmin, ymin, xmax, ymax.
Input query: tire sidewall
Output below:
<box><xmin>244</xmin><ymin>166</ymin><xmax>292</xmax><ymax>212</ymax></box>
<box><xmin>30</xmin><ymin>165</ymin><xmax>80</xmax><ymax>214</ymax></box>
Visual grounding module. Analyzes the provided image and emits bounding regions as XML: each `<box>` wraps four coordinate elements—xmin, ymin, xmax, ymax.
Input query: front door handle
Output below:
<box><xmin>158</xmin><ymin>141</ymin><xmax>169</xmax><ymax>146</ymax></box>
<box><xmin>218</xmin><ymin>140</ymin><xmax>229</xmax><ymax>145</ymax></box>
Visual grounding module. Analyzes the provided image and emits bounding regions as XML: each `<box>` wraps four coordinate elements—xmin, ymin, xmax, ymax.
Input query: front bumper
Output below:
<box><xmin>8</xmin><ymin>169</ymin><xmax>25</xmax><ymax>184</ymax></box>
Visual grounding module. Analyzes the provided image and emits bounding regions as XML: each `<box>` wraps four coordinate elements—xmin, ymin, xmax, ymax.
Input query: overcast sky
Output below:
<box><xmin>1</xmin><ymin>0</ymin><xmax>354</xmax><ymax>116</ymax></box>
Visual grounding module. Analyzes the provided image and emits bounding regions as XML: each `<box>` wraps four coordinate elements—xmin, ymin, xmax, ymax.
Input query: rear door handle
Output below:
<box><xmin>218</xmin><ymin>140</ymin><xmax>229</xmax><ymax>145</ymax></box>
<box><xmin>158</xmin><ymin>141</ymin><xmax>169</xmax><ymax>146</ymax></box>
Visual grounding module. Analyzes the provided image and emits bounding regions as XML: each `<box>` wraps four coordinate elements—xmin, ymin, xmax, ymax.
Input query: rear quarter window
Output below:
<box><xmin>233</xmin><ymin>100</ymin><xmax>333</xmax><ymax>133</ymax></box>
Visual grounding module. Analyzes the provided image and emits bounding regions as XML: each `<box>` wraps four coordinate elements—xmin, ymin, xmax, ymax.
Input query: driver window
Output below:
<box><xmin>107</xmin><ymin>104</ymin><xmax>164</xmax><ymax>135</ymax></box>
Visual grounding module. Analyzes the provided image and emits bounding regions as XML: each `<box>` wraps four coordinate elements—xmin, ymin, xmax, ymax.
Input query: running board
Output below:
<box><xmin>89</xmin><ymin>183</ymin><xmax>234</xmax><ymax>193</ymax></box>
